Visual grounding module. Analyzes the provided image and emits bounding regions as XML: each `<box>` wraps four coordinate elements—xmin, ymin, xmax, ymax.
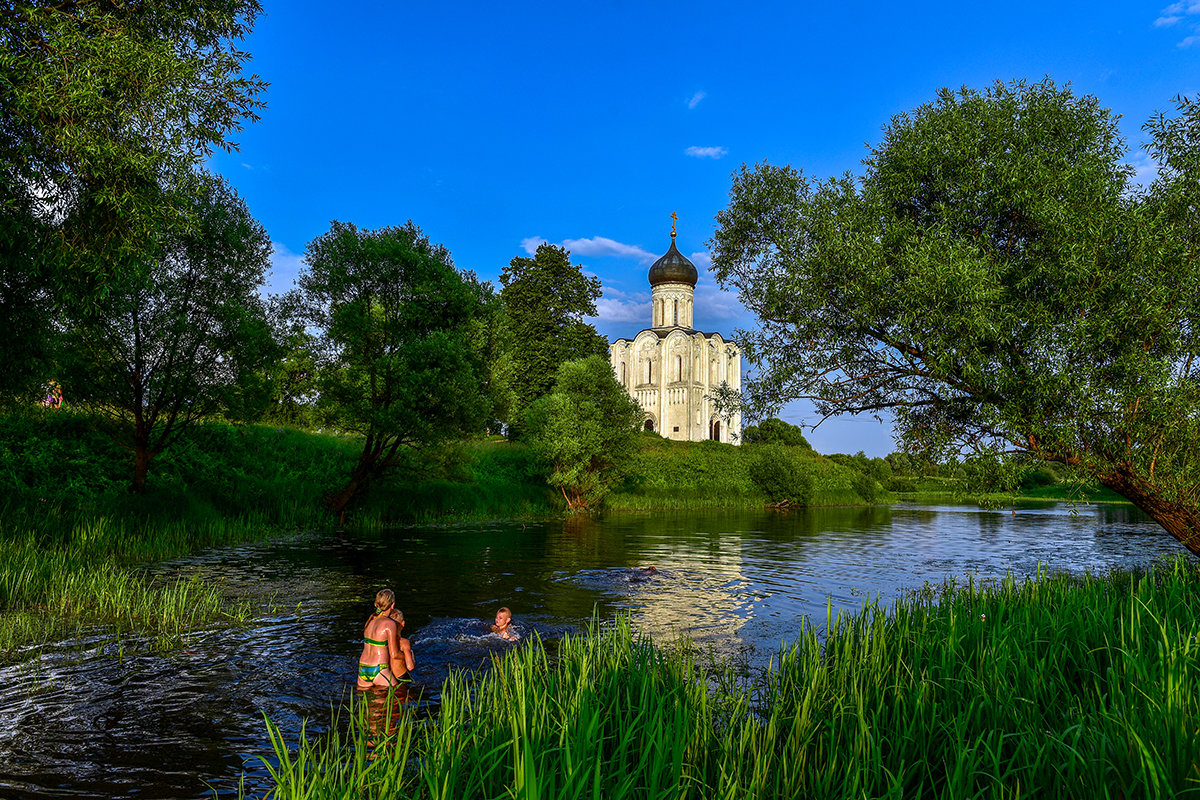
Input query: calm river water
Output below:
<box><xmin>0</xmin><ymin>502</ymin><xmax>1191</xmax><ymax>798</ymax></box>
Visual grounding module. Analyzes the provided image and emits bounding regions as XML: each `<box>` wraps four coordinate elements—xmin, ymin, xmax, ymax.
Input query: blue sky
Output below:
<box><xmin>210</xmin><ymin>1</ymin><xmax>1199</xmax><ymax>457</ymax></box>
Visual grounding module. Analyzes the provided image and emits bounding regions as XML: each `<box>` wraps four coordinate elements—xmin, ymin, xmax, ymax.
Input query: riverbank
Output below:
<box><xmin>0</xmin><ymin>410</ymin><xmax>357</xmax><ymax>661</ymax></box>
<box><xmin>251</xmin><ymin>558</ymin><xmax>1200</xmax><ymax>799</ymax></box>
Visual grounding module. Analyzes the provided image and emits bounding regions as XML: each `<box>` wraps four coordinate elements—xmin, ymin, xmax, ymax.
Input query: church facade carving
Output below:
<box><xmin>608</xmin><ymin>225</ymin><xmax>742</xmax><ymax>443</ymax></box>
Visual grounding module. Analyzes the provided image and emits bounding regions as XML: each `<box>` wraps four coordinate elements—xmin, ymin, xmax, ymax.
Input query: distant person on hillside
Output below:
<box><xmin>42</xmin><ymin>380</ymin><xmax>62</xmax><ymax>409</ymax></box>
<box><xmin>491</xmin><ymin>606</ymin><xmax>517</xmax><ymax>641</ymax></box>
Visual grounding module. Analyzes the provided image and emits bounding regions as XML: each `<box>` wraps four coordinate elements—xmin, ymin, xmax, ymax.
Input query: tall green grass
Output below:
<box><xmin>0</xmin><ymin>519</ymin><xmax>255</xmax><ymax>660</ymax></box>
<box><xmin>249</xmin><ymin>560</ymin><xmax>1200</xmax><ymax>799</ymax></box>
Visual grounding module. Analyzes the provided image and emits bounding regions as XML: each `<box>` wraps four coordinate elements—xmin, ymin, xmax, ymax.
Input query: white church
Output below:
<box><xmin>608</xmin><ymin>222</ymin><xmax>742</xmax><ymax>443</ymax></box>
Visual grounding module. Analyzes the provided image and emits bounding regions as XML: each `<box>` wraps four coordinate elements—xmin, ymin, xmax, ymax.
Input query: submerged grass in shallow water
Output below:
<box><xmin>250</xmin><ymin>560</ymin><xmax>1200</xmax><ymax>799</ymax></box>
<box><xmin>0</xmin><ymin>516</ymin><xmax>255</xmax><ymax>660</ymax></box>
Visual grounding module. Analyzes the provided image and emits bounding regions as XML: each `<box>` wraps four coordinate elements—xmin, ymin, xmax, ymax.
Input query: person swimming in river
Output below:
<box><xmin>629</xmin><ymin>566</ymin><xmax>658</xmax><ymax>582</ymax></box>
<box><xmin>491</xmin><ymin>607</ymin><xmax>517</xmax><ymax>641</ymax></box>
<box><xmin>356</xmin><ymin>589</ymin><xmax>415</xmax><ymax>689</ymax></box>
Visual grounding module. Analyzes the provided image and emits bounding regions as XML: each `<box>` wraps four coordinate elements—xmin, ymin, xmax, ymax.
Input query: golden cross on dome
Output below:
<box><xmin>670</xmin><ymin>211</ymin><xmax>678</xmax><ymax>238</ymax></box>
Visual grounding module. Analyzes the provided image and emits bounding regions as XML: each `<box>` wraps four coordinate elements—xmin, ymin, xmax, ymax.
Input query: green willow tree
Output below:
<box><xmin>0</xmin><ymin>0</ymin><xmax>267</xmax><ymax>398</ymax></box>
<box><xmin>499</xmin><ymin>243</ymin><xmax>609</xmax><ymax>433</ymax></box>
<box><xmin>525</xmin><ymin>355</ymin><xmax>644</xmax><ymax>511</ymax></box>
<box><xmin>711</xmin><ymin>80</ymin><xmax>1200</xmax><ymax>556</ymax></box>
<box><xmin>297</xmin><ymin>221</ymin><xmax>491</xmax><ymax>515</ymax></box>
<box><xmin>59</xmin><ymin>172</ymin><xmax>276</xmax><ymax>493</ymax></box>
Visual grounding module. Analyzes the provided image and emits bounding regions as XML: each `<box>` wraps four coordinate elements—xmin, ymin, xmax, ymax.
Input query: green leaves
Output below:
<box><xmin>298</xmin><ymin>221</ymin><xmax>492</xmax><ymax>512</ymax></box>
<box><xmin>712</xmin><ymin>79</ymin><xmax>1200</xmax><ymax>553</ymax></box>
<box><xmin>524</xmin><ymin>356</ymin><xmax>644</xmax><ymax>510</ymax></box>
<box><xmin>499</xmin><ymin>243</ymin><xmax>609</xmax><ymax>429</ymax></box>
<box><xmin>58</xmin><ymin>171</ymin><xmax>275</xmax><ymax>492</ymax></box>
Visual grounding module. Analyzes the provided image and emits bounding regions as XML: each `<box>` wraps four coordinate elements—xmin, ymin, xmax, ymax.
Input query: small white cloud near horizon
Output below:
<box><xmin>686</xmin><ymin>145</ymin><xmax>728</xmax><ymax>159</ymax></box>
<box><xmin>687</xmin><ymin>90</ymin><xmax>706</xmax><ymax>109</ymax></box>
<box><xmin>519</xmin><ymin>234</ymin><xmax>656</xmax><ymax>263</ymax></box>
<box><xmin>562</xmin><ymin>235</ymin><xmax>657</xmax><ymax>263</ymax></box>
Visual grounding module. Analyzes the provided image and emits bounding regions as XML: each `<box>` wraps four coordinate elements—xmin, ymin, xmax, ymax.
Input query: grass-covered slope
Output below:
<box><xmin>607</xmin><ymin>433</ymin><xmax>873</xmax><ymax>511</ymax></box>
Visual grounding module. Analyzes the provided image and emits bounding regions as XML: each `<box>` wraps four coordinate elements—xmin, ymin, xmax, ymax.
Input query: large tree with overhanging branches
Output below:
<box><xmin>296</xmin><ymin>221</ymin><xmax>493</xmax><ymax>516</ymax></box>
<box><xmin>0</xmin><ymin>0</ymin><xmax>267</xmax><ymax>399</ymax></box>
<box><xmin>710</xmin><ymin>79</ymin><xmax>1200</xmax><ymax>556</ymax></box>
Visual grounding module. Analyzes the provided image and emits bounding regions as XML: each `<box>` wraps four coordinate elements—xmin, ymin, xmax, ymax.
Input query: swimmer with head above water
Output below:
<box><xmin>629</xmin><ymin>566</ymin><xmax>658</xmax><ymax>583</ymax></box>
<box><xmin>491</xmin><ymin>607</ymin><xmax>517</xmax><ymax>640</ymax></box>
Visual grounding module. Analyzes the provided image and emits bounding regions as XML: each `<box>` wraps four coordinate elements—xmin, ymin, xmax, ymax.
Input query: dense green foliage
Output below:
<box><xmin>255</xmin><ymin>560</ymin><xmax>1200</xmax><ymax>799</ymax></box>
<box><xmin>0</xmin><ymin>0</ymin><xmax>267</xmax><ymax>399</ymax></box>
<box><xmin>608</xmin><ymin>435</ymin><xmax>869</xmax><ymax>510</ymax></box>
<box><xmin>499</xmin><ymin>243</ymin><xmax>609</xmax><ymax>433</ymax></box>
<box><xmin>741</xmin><ymin>417</ymin><xmax>811</xmax><ymax>448</ymax></box>
<box><xmin>57</xmin><ymin>172</ymin><xmax>276</xmax><ymax>492</ymax></box>
<box><xmin>525</xmin><ymin>356</ymin><xmax>644</xmax><ymax>510</ymax></box>
<box><xmin>712</xmin><ymin>80</ymin><xmax>1200</xmax><ymax>556</ymax></box>
<box><xmin>747</xmin><ymin>444</ymin><xmax>815</xmax><ymax>505</ymax></box>
<box><xmin>295</xmin><ymin>221</ymin><xmax>493</xmax><ymax>513</ymax></box>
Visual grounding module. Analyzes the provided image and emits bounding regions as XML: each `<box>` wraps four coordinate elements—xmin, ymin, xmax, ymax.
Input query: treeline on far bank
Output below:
<box><xmin>2</xmin><ymin>409</ymin><xmax>1124</xmax><ymax>543</ymax></box>
<box><xmin>1</xmin><ymin>411</ymin><xmax>884</xmax><ymax>538</ymax></box>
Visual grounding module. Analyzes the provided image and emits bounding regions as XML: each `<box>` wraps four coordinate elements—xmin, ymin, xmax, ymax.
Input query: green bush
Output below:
<box><xmin>852</xmin><ymin>471</ymin><xmax>881</xmax><ymax>502</ymax></box>
<box><xmin>748</xmin><ymin>445</ymin><xmax>814</xmax><ymax>505</ymax></box>
<box><xmin>743</xmin><ymin>418</ymin><xmax>811</xmax><ymax>448</ymax></box>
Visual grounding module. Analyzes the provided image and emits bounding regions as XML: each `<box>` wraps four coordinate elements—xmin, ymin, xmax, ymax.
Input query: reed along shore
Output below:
<box><xmin>255</xmin><ymin>560</ymin><xmax>1200</xmax><ymax>799</ymax></box>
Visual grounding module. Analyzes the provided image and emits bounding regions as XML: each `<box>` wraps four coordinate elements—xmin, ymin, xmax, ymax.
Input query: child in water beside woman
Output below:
<box><xmin>357</xmin><ymin>591</ymin><xmax>520</xmax><ymax>689</ymax></box>
<box><xmin>356</xmin><ymin>589</ymin><xmax>415</xmax><ymax>690</ymax></box>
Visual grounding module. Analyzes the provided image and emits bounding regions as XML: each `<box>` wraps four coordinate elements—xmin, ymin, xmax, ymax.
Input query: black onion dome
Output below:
<box><xmin>647</xmin><ymin>238</ymin><xmax>698</xmax><ymax>286</ymax></box>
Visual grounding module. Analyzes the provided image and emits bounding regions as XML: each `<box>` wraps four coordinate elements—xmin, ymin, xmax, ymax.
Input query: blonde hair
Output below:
<box><xmin>497</xmin><ymin>607</ymin><xmax>511</xmax><ymax>618</ymax></box>
<box><xmin>374</xmin><ymin>589</ymin><xmax>395</xmax><ymax>615</ymax></box>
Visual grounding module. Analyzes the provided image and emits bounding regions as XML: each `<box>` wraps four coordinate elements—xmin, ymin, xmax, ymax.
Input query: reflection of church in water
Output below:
<box><xmin>608</xmin><ymin>220</ymin><xmax>742</xmax><ymax>443</ymax></box>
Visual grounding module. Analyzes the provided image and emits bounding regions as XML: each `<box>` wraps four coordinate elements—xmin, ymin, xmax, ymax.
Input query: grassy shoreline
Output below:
<box><xmin>250</xmin><ymin>560</ymin><xmax>1200</xmax><ymax>799</ymax></box>
<box><xmin>0</xmin><ymin>410</ymin><xmax>1144</xmax><ymax>661</ymax></box>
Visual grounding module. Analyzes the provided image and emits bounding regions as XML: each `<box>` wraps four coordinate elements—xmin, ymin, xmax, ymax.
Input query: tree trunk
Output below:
<box><xmin>326</xmin><ymin>452</ymin><xmax>378</xmax><ymax>516</ymax></box>
<box><xmin>133</xmin><ymin>442</ymin><xmax>151</xmax><ymax>494</ymax></box>
<box><xmin>1100</xmin><ymin>471</ymin><xmax>1200</xmax><ymax>558</ymax></box>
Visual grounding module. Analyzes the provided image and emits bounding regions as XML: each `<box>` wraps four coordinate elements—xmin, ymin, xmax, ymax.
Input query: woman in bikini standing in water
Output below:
<box><xmin>357</xmin><ymin>589</ymin><xmax>415</xmax><ymax>689</ymax></box>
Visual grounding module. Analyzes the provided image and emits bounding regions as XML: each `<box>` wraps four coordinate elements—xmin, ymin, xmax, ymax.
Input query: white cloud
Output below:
<box><xmin>1156</xmin><ymin>1</ymin><xmax>1200</xmax><ymax>44</ymax></box>
<box><xmin>561</xmin><ymin>236</ymin><xmax>657</xmax><ymax>263</ymax></box>
<box><xmin>264</xmin><ymin>241</ymin><xmax>306</xmax><ymax>296</ymax></box>
<box><xmin>685</xmin><ymin>145</ymin><xmax>728</xmax><ymax>159</ymax></box>
<box><xmin>520</xmin><ymin>235</ymin><xmax>545</xmax><ymax>254</ymax></box>
<box><xmin>687</xmin><ymin>90</ymin><xmax>706</xmax><ymax>109</ymax></box>
<box><xmin>588</xmin><ymin>286</ymin><xmax>650</xmax><ymax>324</ymax></box>
<box><xmin>691</xmin><ymin>251</ymin><xmax>745</xmax><ymax>324</ymax></box>
<box><xmin>1127</xmin><ymin>151</ymin><xmax>1160</xmax><ymax>186</ymax></box>
<box><xmin>240</xmin><ymin>162</ymin><xmax>253</xmax><ymax>170</ymax></box>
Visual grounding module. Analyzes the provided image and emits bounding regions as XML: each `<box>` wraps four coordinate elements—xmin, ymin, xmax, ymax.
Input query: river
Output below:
<box><xmin>0</xmin><ymin>502</ymin><xmax>1190</xmax><ymax>798</ymax></box>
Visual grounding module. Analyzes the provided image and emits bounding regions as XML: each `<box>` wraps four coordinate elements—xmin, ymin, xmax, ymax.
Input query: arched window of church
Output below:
<box><xmin>647</xmin><ymin>360</ymin><xmax>652</xmax><ymax>383</ymax></box>
<box><xmin>676</xmin><ymin>354</ymin><xmax>682</xmax><ymax>381</ymax></box>
<box><xmin>621</xmin><ymin>362</ymin><xmax>626</xmax><ymax>384</ymax></box>
<box><xmin>673</xmin><ymin>299</ymin><xmax>678</xmax><ymax>326</ymax></box>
